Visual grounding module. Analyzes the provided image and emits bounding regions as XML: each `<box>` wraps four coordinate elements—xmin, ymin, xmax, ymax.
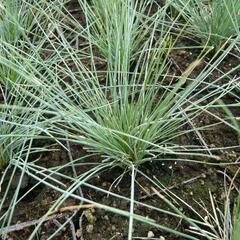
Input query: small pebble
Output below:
<box><xmin>147</xmin><ymin>231</ymin><xmax>155</xmax><ymax>238</ymax></box>
<box><xmin>102</xmin><ymin>182</ymin><xmax>108</xmax><ymax>187</ymax></box>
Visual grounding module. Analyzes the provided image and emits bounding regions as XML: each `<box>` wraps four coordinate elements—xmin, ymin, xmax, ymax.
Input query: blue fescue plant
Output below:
<box><xmin>20</xmin><ymin>5</ymin><xmax>239</xmax><ymax>168</ymax></box>
<box><xmin>0</xmin><ymin>0</ymin><xmax>67</xmax><ymax>85</ymax></box>
<box><xmin>168</xmin><ymin>0</ymin><xmax>240</xmax><ymax>50</ymax></box>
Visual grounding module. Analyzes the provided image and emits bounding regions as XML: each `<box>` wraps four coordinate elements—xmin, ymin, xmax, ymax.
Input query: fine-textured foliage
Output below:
<box><xmin>0</xmin><ymin>85</ymin><xmax>47</xmax><ymax>233</ymax></box>
<box><xmin>0</xmin><ymin>0</ymin><xmax>239</xmax><ymax>239</ymax></box>
<box><xmin>76</xmin><ymin>0</ymin><xmax>166</xmax><ymax>65</ymax></box>
<box><xmin>0</xmin><ymin>0</ymin><xmax>59</xmax><ymax>43</ymax></box>
<box><xmin>20</xmin><ymin>8</ymin><xmax>239</xmax><ymax>169</ymax></box>
<box><xmin>0</xmin><ymin>84</ymin><xmax>45</xmax><ymax>168</ymax></box>
<box><xmin>0</xmin><ymin>0</ymin><xmax>33</xmax><ymax>43</ymax></box>
<box><xmin>0</xmin><ymin>0</ymin><xmax>67</xmax><ymax>85</ymax></box>
<box><xmin>168</xmin><ymin>0</ymin><xmax>240</xmax><ymax>49</ymax></box>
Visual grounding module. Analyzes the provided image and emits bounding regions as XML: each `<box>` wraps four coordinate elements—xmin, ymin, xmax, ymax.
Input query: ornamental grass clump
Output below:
<box><xmin>0</xmin><ymin>0</ymin><xmax>66</xmax><ymax>166</ymax></box>
<box><xmin>75</xmin><ymin>0</ymin><xmax>170</xmax><ymax>66</ymax></box>
<box><xmin>0</xmin><ymin>0</ymin><xmax>31</xmax><ymax>43</ymax></box>
<box><xmin>0</xmin><ymin>0</ymin><xmax>68</xmax><ymax>86</ymax></box>
<box><xmin>0</xmin><ymin>83</ymin><xmax>51</xmax><ymax>235</ymax></box>
<box><xmin>23</xmin><ymin>7</ymin><xmax>239</xmax><ymax>168</ymax></box>
<box><xmin>0</xmin><ymin>0</ymin><xmax>65</xmax><ymax>43</ymax></box>
<box><xmin>168</xmin><ymin>0</ymin><xmax>240</xmax><ymax>50</ymax></box>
